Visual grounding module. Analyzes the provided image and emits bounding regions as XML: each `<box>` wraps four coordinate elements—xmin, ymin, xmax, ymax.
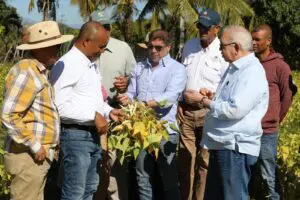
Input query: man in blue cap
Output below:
<box><xmin>90</xmin><ymin>8</ymin><xmax>136</xmax><ymax>200</ymax></box>
<box><xmin>178</xmin><ymin>8</ymin><xmax>228</xmax><ymax>200</ymax></box>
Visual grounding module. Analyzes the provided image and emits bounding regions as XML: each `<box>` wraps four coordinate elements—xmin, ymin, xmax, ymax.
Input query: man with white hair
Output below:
<box><xmin>188</xmin><ymin>25</ymin><xmax>269</xmax><ymax>199</ymax></box>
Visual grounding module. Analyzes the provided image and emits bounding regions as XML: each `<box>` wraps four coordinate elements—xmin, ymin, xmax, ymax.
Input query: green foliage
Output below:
<box><xmin>277</xmin><ymin>71</ymin><xmax>300</xmax><ymax>199</ymax></box>
<box><xmin>252</xmin><ymin>0</ymin><xmax>300</xmax><ymax>70</ymax></box>
<box><xmin>0</xmin><ymin>1</ymin><xmax>22</xmax><ymax>62</ymax></box>
<box><xmin>108</xmin><ymin>101</ymin><xmax>171</xmax><ymax>164</ymax></box>
<box><xmin>0</xmin><ymin>149</ymin><xmax>11</xmax><ymax>197</ymax></box>
<box><xmin>0</xmin><ymin>64</ymin><xmax>11</xmax><ymax>199</ymax></box>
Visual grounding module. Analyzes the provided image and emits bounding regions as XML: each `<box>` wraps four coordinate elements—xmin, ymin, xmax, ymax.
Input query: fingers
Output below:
<box><xmin>113</xmin><ymin>76</ymin><xmax>128</xmax><ymax>91</ymax></box>
<box><xmin>34</xmin><ymin>147</ymin><xmax>46</xmax><ymax>162</ymax></box>
<box><xmin>116</xmin><ymin>94</ymin><xmax>129</xmax><ymax>105</ymax></box>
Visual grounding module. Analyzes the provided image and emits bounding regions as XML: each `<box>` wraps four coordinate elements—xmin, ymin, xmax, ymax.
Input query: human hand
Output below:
<box><xmin>199</xmin><ymin>88</ymin><xmax>213</xmax><ymax>100</ymax></box>
<box><xmin>115</xmin><ymin>93</ymin><xmax>130</xmax><ymax>105</ymax></box>
<box><xmin>34</xmin><ymin>146</ymin><xmax>46</xmax><ymax>163</ymax></box>
<box><xmin>109</xmin><ymin>109</ymin><xmax>125</xmax><ymax>122</ymax></box>
<box><xmin>113</xmin><ymin>76</ymin><xmax>128</xmax><ymax>93</ymax></box>
<box><xmin>95</xmin><ymin>112</ymin><xmax>108</xmax><ymax>135</ymax></box>
<box><xmin>184</xmin><ymin>90</ymin><xmax>203</xmax><ymax>105</ymax></box>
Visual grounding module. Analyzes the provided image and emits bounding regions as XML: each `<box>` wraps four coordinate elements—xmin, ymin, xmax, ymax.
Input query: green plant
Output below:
<box><xmin>277</xmin><ymin>71</ymin><xmax>300</xmax><ymax>200</ymax></box>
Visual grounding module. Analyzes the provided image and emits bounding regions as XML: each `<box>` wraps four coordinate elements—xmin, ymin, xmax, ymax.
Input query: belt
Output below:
<box><xmin>61</xmin><ymin>123</ymin><xmax>96</xmax><ymax>132</ymax></box>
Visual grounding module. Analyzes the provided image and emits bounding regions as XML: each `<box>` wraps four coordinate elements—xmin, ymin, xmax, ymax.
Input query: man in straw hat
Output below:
<box><xmin>1</xmin><ymin>21</ymin><xmax>74</xmax><ymax>200</ymax></box>
<box><xmin>50</xmin><ymin>21</ymin><xmax>124</xmax><ymax>200</ymax></box>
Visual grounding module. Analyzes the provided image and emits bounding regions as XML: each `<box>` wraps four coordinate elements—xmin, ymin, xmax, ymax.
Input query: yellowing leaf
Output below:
<box><xmin>112</xmin><ymin>124</ymin><xmax>124</xmax><ymax>132</ymax></box>
<box><xmin>133</xmin><ymin>148</ymin><xmax>140</xmax><ymax>160</ymax></box>
<box><xmin>133</xmin><ymin>122</ymin><xmax>147</xmax><ymax>137</ymax></box>
<box><xmin>154</xmin><ymin>148</ymin><xmax>159</xmax><ymax>160</ymax></box>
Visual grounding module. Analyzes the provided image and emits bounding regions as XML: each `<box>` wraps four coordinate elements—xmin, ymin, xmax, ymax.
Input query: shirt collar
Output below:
<box><xmin>32</xmin><ymin>59</ymin><xmax>47</xmax><ymax>73</ymax></box>
<box><xmin>104</xmin><ymin>37</ymin><xmax>113</xmax><ymax>53</ymax></box>
<box><xmin>203</xmin><ymin>37</ymin><xmax>220</xmax><ymax>53</ymax></box>
<box><xmin>146</xmin><ymin>54</ymin><xmax>172</xmax><ymax>68</ymax></box>
<box><xmin>72</xmin><ymin>46</ymin><xmax>94</xmax><ymax>68</ymax></box>
<box><xmin>232</xmin><ymin>53</ymin><xmax>255</xmax><ymax>69</ymax></box>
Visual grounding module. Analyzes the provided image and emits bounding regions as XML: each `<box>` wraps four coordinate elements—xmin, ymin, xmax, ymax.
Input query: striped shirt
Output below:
<box><xmin>1</xmin><ymin>59</ymin><xmax>60</xmax><ymax>156</ymax></box>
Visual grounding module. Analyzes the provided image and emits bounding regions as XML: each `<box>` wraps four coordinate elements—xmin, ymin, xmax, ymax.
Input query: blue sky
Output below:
<box><xmin>7</xmin><ymin>0</ymin><xmax>146</xmax><ymax>27</ymax></box>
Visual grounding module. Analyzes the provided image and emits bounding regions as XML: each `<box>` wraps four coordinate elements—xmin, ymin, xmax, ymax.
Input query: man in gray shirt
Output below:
<box><xmin>90</xmin><ymin>9</ymin><xmax>136</xmax><ymax>200</ymax></box>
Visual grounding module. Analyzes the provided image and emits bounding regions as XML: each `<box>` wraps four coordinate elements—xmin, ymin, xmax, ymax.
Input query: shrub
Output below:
<box><xmin>277</xmin><ymin>71</ymin><xmax>300</xmax><ymax>200</ymax></box>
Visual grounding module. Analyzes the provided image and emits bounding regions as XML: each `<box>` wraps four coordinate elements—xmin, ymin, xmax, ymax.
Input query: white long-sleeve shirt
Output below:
<box><xmin>50</xmin><ymin>46</ymin><xmax>112</xmax><ymax>125</ymax></box>
<box><xmin>182</xmin><ymin>37</ymin><xmax>228</xmax><ymax>92</ymax></box>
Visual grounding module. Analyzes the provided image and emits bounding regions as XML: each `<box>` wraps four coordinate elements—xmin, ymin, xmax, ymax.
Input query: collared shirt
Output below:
<box><xmin>50</xmin><ymin>46</ymin><xmax>112</xmax><ymax>125</ymax></box>
<box><xmin>182</xmin><ymin>38</ymin><xmax>201</xmax><ymax>61</ymax></box>
<box><xmin>183</xmin><ymin>37</ymin><xmax>228</xmax><ymax>92</ymax></box>
<box><xmin>95</xmin><ymin>37</ymin><xmax>136</xmax><ymax>104</ymax></box>
<box><xmin>127</xmin><ymin>54</ymin><xmax>187</xmax><ymax>134</ymax></box>
<box><xmin>201</xmin><ymin>53</ymin><xmax>269</xmax><ymax>157</ymax></box>
<box><xmin>1</xmin><ymin>59</ymin><xmax>60</xmax><ymax>154</ymax></box>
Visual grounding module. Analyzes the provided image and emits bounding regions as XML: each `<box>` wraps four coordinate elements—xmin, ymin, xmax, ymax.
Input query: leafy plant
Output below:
<box><xmin>108</xmin><ymin>101</ymin><xmax>171</xmax><ymax>164</ymax></box>
<box><xmin>0</xmin><ymin>149</ymin><xmax>11</xmax><ymax>197</ymax></box>
<box><xmin>277</xmin><ymin>71</ymin><xmax>300</xmax><ymax>200</ymax></box>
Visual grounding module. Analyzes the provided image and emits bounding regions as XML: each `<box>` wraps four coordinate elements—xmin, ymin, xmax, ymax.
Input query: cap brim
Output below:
<box><xmin>137</xmin><ymin>43</ymin><xmax>147</xmax><ymax>49</ymax></box>
<box><xmin>195</xmin><ymin>19</ymin><xmax>212</xmax><ymax>28</ymax></box>
<box><xmin>17</xmin><ymin>35</ymin><xmax>74</xmax><ymax>50</ymax></box>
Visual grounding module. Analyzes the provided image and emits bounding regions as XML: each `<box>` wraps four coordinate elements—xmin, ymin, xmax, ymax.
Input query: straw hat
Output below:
<box><xmin>137</xmin><ymin>32</ymin><xmax>149</xmax><ymax>49</ymax></box>
<box><xmin>17</xmin><ymin>21</ymin><xmax>74</xmax><ymax>50</ymax></box>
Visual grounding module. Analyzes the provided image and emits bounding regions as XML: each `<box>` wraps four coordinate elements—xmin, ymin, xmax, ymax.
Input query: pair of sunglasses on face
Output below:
<box><xmin>147</xmin><ymin>45</ymin><xmax>165</xmax><ymax>51</ymax></box>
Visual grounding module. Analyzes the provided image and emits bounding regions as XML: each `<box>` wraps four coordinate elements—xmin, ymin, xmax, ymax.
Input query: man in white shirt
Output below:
<box><xmin>50</xmin><ymin>21</ymin><xmax>123</xmax><ymax>200</ymax></box>
<box><xmin>198</xmin><ymin>25</ymin><xmax>269</xmax><ymax>200</ymax></box>
<box><xmin>178</xmin><ymin>8</ymin><xmax>228</xmax><ymax>200</ymax></box>
<box><xmin>89</xmin><ymin>9</ymin><xmax>136</xmax><ymax>200</ymax></box>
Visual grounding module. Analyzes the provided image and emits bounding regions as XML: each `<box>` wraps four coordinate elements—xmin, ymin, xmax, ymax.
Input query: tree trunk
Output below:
<box><xmin>42</xmin><ymin>0</ymin><xmax>49</xmax><ymax>21</ymax></box>
<box><xmin>123</xmin><ymin>0</ymin><xmax>133</xmax><ymax>42</ymax></box>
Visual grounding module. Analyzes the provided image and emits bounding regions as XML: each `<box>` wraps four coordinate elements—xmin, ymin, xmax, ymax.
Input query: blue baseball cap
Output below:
<box><xmin>196</xmin><ymin>8</ymin><xmax>221</xmax><ymax>28</ymax></box>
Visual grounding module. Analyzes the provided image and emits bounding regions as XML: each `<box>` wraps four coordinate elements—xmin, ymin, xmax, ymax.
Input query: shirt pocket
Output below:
<box><xmin>203</xmin><ymin>59</ymin><xmax>222</xmax><ymax>85</ymax></box>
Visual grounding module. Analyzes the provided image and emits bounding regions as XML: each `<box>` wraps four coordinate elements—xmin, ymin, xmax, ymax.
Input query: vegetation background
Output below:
<box><xmin>0</xmin><ymin>0</ymin><xmax>299</xmax><ymax>199</ymax></box>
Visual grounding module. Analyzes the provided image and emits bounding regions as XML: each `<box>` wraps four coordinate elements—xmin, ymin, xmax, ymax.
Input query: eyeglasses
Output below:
<box><xmin>148</xmin><ymin>45</ymin><xmax>165</xmax><ymax>52</ymax></box>
<box><xmin>220</xmin><ymin>42</ymin><xmax>236</xmax><ymax>50</ymax></box>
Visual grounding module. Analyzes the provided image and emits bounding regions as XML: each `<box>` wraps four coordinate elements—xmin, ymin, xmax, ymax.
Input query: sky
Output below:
<box><xmin>7</xmin><ymin>0</ymin><xmax>146</xmax><ymax>28</ymax></box>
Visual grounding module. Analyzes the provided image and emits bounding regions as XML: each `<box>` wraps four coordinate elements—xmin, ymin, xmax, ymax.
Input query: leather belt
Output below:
<box><xmin>61</xmin><ymin>123</ymin><xmax>96</xmax><ymax>132</ymax></box>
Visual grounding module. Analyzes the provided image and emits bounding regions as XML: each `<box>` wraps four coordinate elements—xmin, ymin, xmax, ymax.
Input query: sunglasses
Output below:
<box><xmin>148</xmin><ymin>45</ymin><xmax>165</xmax><ymax>52</ymax></box>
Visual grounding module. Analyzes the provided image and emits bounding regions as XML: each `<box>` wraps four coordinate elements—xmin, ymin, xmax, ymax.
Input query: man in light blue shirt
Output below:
<box><xmin>185</xmin><ymin>26</ymin><xmax>269</xmax><ymax>200</ymax></box>
<box><xmin>117</xmin><ymin>30</ymin><xmax>187</xmax><ymax>200</ymax></box>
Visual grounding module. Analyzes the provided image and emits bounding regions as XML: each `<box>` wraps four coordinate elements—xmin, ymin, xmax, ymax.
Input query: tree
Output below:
<box><xmin>28</xmin><ymin>0</ymin><xmax>59</xmax><ymax>21</ymax></box>
<box><xmin>252</xmin><ymin>0</ymin><xmax>300</xmax><ymax>70</ymax></box>
<box><xmin>70</xmin><ymin>0</ymin><xmax>113</xmax><ymax>19</ymax></box>
<box><xmin>0</xmin><ymin>0</ymin><xmax>22</xmax><ymax>61</ymax></box>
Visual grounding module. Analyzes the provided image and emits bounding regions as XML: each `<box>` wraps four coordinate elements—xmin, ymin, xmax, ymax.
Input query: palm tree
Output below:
<box><xmin>28</xmin><ymin>0</ymin><xmax>59</xmax><ymax>21</ymax></box>
<box><xmin>70</xmin><ymin>0</ymin><xmax>114</xmax><ymax>19</ymax></box>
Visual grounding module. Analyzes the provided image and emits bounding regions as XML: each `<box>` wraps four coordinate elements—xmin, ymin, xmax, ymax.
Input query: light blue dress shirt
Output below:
<box><xmin>201</xmin><ymin>53</ymin><xmax>269</xmax><ymax>156</ymax></box>
<box><xmin>127</xmin><ymin>54</ymin><xmax>187</xmax><ymax>134</ymax></box>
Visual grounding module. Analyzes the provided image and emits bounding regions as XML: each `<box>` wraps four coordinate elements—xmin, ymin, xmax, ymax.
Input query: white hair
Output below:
<box><xmin>222</xmin><ymin>25</ymin><xmax>253</xmax><ymax>51</ymax></box>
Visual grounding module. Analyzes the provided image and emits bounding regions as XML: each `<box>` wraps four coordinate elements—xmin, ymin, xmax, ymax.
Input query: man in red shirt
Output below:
<box><xmin>251</xmin><ymin>24</ymin><xmax>293</xmax><ymax>200</ymax></box>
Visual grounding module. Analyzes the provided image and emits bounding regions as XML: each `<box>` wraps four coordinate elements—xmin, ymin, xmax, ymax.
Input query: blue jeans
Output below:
<box><xmin>258</xmin><ymin>132</ymin><xmax>280</xmax><ymax>200</ymax></box>
<box><xmin>135</xmin><ymin>134</ymin><xmax>181</xmax><ymax>200</ymax></box>
<box><xmin>60</xmin><ymin>127</ymin><xmax>102</xmax><ymax>200</ymax></box>
<box><xmin>204</xmin><ymin>150</ymin><xmax>257</xmax><ymax>200</ymax></box>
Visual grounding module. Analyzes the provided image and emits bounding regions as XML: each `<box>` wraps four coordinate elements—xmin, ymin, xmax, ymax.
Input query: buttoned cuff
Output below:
<box><xmin>31</xmin><ymin>141</ymin><xmax>42</xmax><ymax>153</ymax></box>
